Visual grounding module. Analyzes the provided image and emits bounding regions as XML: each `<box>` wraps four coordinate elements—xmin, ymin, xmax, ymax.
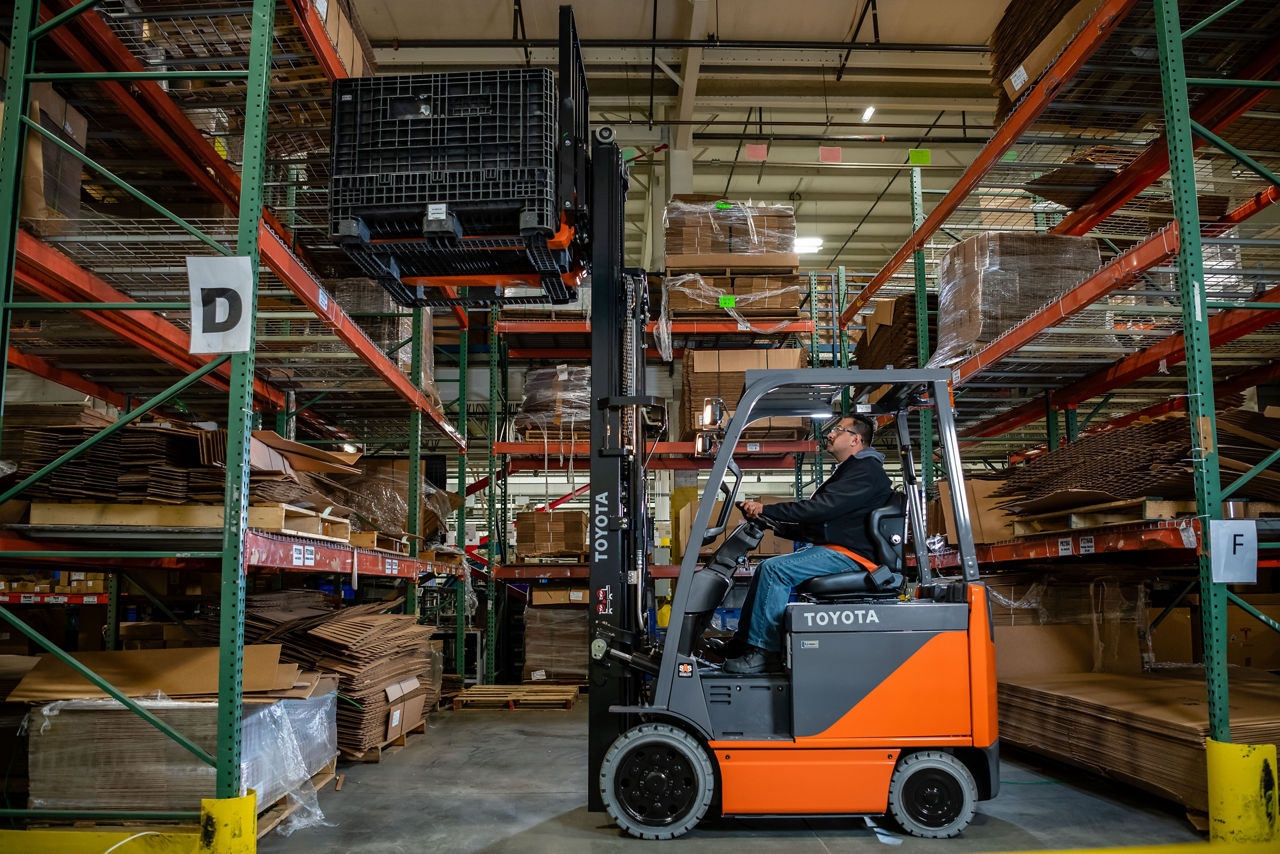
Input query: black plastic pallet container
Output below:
<box><xmin>330</xmin><ymin>68</ymin><xmax>558</xmax><ymax>241</ymax></box>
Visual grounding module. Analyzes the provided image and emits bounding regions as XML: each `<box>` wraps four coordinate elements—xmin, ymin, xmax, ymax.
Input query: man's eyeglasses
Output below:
<box><xmin>826</xmin><ymin>426</ymin><xmax>861</xmax><ymax>440</ymax></box>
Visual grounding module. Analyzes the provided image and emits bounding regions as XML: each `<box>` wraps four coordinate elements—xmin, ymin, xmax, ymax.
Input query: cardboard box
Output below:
<box><xmin>1149</xmin><ymin>595</ymin><xmax>1280</xmax><ymax>670</ymax></box>
<box><xmin>383</xmin><ymin>676</ymin><xmax>420</xmax><ymax>740</ymax></box>
<box><xmin>1002</xmin><ymin>0</ymin><xmax>1098</xmax><ymax>100</ymax></box>
<box><xmin>681</xmin><ymin>348</ymin><xmax>809</xmax><ymax>440</ymax></box>
<box><xmin>936</xmin><ymin>478</ymin><xmax>1015</xmax><ymax>544</ymax></box>
<box><xmin>81</xmin><ymin>580</ymin><xmax>106</xmax><ymax>594</ymax></box>
<box><xmin>530</xmin><ymin>588</ymin><xmax>589</xmax><ymax>606</ymax></box>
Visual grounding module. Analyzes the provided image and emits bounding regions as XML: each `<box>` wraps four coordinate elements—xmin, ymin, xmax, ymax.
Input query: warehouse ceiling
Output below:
<box><xmin>356</xmin><ymin>0</ymin><xmax>1010</xmax><ymax>274</ymax></box>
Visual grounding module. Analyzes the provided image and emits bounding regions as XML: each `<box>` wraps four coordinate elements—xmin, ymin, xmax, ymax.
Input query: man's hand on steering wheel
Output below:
<box><xmin>738</xmin><ymin>500</ymin><xmax>766</xmax><ymax>519</ymax></box>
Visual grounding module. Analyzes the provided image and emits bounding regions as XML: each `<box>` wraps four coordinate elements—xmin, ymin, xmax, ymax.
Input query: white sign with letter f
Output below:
<box><xmin>187</xmin><ymin>255</ymin><xmax>253</xmax><ymax>354</ymax></box>
<box><xmin>1209</xmin><ymin>519</ymin><xmax>1257</xmax><ymax>584</ymax></box>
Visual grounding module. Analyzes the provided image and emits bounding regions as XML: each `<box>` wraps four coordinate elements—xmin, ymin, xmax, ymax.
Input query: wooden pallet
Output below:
<box><xmin>338</xmin><ymin>718</ymin><xmax>427</xmax><ymax>763</ymax></box>
<box><xmin>1011</xmin><ymin>497</ymin><xmax>1196</xmax><ymax>538</ymax></box>
<box><xmin>256</xmin><ymin>758</ymin><xmax>338</xmax><ymax>837</ymax></box>
<box><xmin>452</xmin><ymin>684</ymin><xmax>579</xmax><ymax>711</ymax></box>
<box><xmin>518</xmin><ymin>428</ymin><xmax>591</xmax><ymax>443</ymax></box>
<box><xmin>252</xmin><ymin>504</ymin><xmax>352</xmax><ymax>543</ymax></box>
<box><xmin>26</xmin><ymin>501</ymin><xmax>352</xmax><ymax>543</ymax></box>
<box><xmin>664</xmin><ymin>253</ymin><xmax>800</xmax><ymax>275</ymax></box>
<box><xmin>512</xmin><ymin>553</ymin><xmax>590</xmax><ymax>563</ymax></box>
<box><xmin>350</xmin><ymin>531</ymin><xmax>410</xmax><ymax>554</ymax></box>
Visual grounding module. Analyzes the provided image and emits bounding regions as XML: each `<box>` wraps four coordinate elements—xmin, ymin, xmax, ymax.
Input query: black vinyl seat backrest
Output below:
<box><xmin>869</xmin><ymin>491</ymin><xmax>907</xmax><ymax>572</ymax></box>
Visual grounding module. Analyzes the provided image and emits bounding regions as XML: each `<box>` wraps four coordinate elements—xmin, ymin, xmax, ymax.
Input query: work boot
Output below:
<box><xmin>720</xmin><ymin>634</ymin><xmax>749</xmax><ymax>660</ymax></box>
<box><xmin>722</xmin><ymin>645</ymin><xmax>779</xmax><ymax>675</ymax></box>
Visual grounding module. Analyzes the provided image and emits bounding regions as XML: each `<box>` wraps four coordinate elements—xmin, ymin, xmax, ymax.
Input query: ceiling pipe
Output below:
<box><xmin>376</xmin><ymin>38</ymin><xmax>988</xmax><ymax>52</ymax></box>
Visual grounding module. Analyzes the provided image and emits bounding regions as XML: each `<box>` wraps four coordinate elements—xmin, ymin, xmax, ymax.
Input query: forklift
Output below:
<box><xmin>583</xmin><ymin>72</ymin><xmax>998</xmax><ymax>843</ymax></box>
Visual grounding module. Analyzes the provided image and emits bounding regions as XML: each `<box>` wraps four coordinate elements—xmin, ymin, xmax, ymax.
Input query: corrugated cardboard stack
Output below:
<box><xmin>854</xmin><ymin>293</ymin><xmax>937</xmax><ymax>371</ymax></box>
<box><xmin>513</xmin><ymin>366</ymin><xmax>591</xmax><ymax>442</ymax></box>
<box><xmin>929</xmin><ymin>232</ymin><xmax>1100</xmax><ymax>368</ymax></box>
<box><xmin>515</xmin><ymin>510</ymin><xmax>589</xmax><ymax>559</ymax></box>
<box><xmin>680</xmin><ymin>348</ymin><xmax>809</xmax><ymax>440</ymax></box>
<box><xmin>522</xmin><ymin>606</ymin><xmax>589</xmax><ymax>683</ymax></box>
<box><xmin>664</xmin><ymin>198</ymin><xmax>797</xmax><ymax>260</ymax></box>
<box><xmin>676</xmin><ymin>496</ymin><xmax>796</xmax><ymax>562</ymax></box>
<box><xmin>665</xmin><ymin>274</ymin><xmax>803</xmax><ymax>318</ymax></box>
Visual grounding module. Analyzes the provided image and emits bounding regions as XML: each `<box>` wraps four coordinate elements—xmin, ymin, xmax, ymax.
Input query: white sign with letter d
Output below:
<box><xmin>187</xmin><ymin>255</ymin><xmax>253</xmax><ymax>354</ymax></box>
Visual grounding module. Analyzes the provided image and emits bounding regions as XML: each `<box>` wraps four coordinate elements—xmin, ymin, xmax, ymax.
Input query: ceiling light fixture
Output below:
<box><xmin>861</xmin><ymin>106</ymin><xmax>875</xmax><ymax>123</ymax></box>
<box><xmin>794</xmin><ymin>236</ymin><xmax>824</xmax><ymax>255</ymax></box>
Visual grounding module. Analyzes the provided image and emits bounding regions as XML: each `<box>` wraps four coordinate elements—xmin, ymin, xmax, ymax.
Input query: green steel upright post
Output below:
<box><xmin>1064</xmin><ymin>406</ymin><xmax>1080</xmax><ymax>443</ymax></box>
<box><xmin>456</xmin><ymin>320</ymin><xmax>468</xmax><ymax>679</ymax></box>
<box><xmin>1154</xmin><ymin>0</ymin><xmax>1229</xmax><ymax>740</ymax></box>
<box><xmin>105</xmin><ymin>573</ymin><xmax>121</xmax><ymax>650</ymax></box>
<box><xmin>807</xmin><ymin>271</ymin><xmax>820</xmax><ymax>363</ymax></box>
<box><xmin>1045</xmin><ymin>396</ymin><xmax>1060</xmax><ymax>450</ymax></box>
<box><xmin>407</xmin><ymin>308</ymin><xmax>424</xmax><ymax>617</ymax></box>
<box><xmin>0</xmin><ymin>0</ymin><xmax>39</xmax><ymax>459</ymax></box>
<box><xmin>486</xmin><ymin>306</ymin><xmax>500</xmax><ymax>683</ymax></box>
<box><xmin>910</xmin><ymin>167</ymin><xmax>935</xmax><ymax>492</ymax></box>
<box><xmin>215</xmin><ymin>0</ymin><xmax>276</xmax><ymax>800</ymax></box>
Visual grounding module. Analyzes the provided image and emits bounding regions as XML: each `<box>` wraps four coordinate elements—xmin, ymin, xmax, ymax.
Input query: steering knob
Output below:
<box><xmin>737</xmin><ymin>502</ymin><xmax>777</xmax><ymax>531</ymax></box>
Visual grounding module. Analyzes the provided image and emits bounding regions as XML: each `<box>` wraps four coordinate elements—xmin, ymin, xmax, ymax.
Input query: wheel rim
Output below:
<box><xmin>901</xmin><ymin>768</ymin><xmax>965</xmax><ymax>829</ymax></box>
<box><xmin>613</xmin><ymin>742</ymin><xmax>700</xmax><ymax>828</ymax></box>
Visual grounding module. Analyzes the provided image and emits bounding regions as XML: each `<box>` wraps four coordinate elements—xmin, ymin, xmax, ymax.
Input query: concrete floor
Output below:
<box><xmin>262</xmin><ymin>705</ymin><xmax>1203</xmax><ymax>854</ymax></box>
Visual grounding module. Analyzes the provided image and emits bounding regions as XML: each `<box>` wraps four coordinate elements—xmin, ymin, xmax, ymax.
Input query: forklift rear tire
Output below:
<box><xmin>886</xmin><ymin>750</ymin><xmax>978</xmax><ymax>838</ymax></box>
<box><xmin>600</xmin><ymin>723</ymin><xmax>715</xmax><ymax>839</ymax></box>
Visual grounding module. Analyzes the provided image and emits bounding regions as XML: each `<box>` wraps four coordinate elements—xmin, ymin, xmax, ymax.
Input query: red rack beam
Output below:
<box><xmin>927</xmin><ymin>520</ymin><xmax>1201</xmax><ymax>569</ymax></box>
<box><xmin>494</xmin><ymin>320</ymin><xmax>815</xmax><ymax>335</ymax></box>
<box><xmin>285</xmin><ymin>0</ymin><xmax>347</xmax><ymax>82</ymax></box>
<box><xmin>841</xmin><ymin>0</ymin><xmax>1139</xmax><ymax>325</ymax></box>
<box><xmin>506</xmin><ymin>456</ymin><xmax>799</xmax><ymax>471</ymax></box>
<box><xmin>494</xmin><ymin>441</ymin><xmax>816</xmax><ymax>456</ymax></box>
<box><xmin>952</xmin><ymin>225</ymin><xmax>1179</xmax><ymax>385</ymax></box>
<box><xmin>507</xmin><ymin>347</ymin><xmax>682</xmax><ymax>360</ymax></box>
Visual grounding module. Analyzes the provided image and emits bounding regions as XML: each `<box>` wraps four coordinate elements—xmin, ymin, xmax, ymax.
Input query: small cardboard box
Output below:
<box><xmin>936</xmin><ymin>478</ymin><xmax>1015</xmax><ymax>545</ymax></box>
<box><xmin>81</xmin><ymin>580</ymin><xmax>106</xmax><ymax>594</ymax></box>
<box><xmin>530</xmin><ymin>588</ymin><xmax>589</xmax><ymax>606</ymax></box>
<box><xmin>1001</xmin><ymin>0</ymin><xmax>1098</xmax><ymax>101</ymax></box>
<box><xmin>384</xmin><ymin>676</ymin><xmax>420</xmax><ymax>740</ymax></box>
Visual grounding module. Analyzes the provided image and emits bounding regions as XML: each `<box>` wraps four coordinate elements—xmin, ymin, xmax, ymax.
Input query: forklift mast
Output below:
<box><xmin>585</xmin><ymin>131</ymin><xmax>651</xmax><ymax>809</ymax></box>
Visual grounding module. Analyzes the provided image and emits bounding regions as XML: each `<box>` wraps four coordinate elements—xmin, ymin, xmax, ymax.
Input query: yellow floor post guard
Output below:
<box><xmin>0</xmin><ymin>793</ymin><xmax>257</xmax><ymax>854</ymax></box>
<box><xmin>1206</xmin><ymin>738</ymin><xmax>1278</xmax><ymax>844</ymax></box>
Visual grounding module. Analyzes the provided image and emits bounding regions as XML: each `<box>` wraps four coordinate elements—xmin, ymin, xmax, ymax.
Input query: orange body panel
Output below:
<box><xmin>401</xmin><ymin>267</ymin><xmax>586</xmax><ymax>292</ymax></box>
<box><xmin>801</xmin><ymin>631</ymin><xmax>972</xmax><ymax>742</ymax></box>
<box><xmin>714</xmin><ymin>748</ymin><xmax>900</xmax><ymax>815</ymax></box>
<box><xmin>968</xmin><ymin>584</ymin><xmax>1000</xmax><ymax>747</ymax></box>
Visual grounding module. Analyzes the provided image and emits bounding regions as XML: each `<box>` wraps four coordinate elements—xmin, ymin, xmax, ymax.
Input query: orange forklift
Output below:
<box><xmin>585</xmin><ymin>318</ymin><xmax>998</xmax><ymax>838</ymax></box>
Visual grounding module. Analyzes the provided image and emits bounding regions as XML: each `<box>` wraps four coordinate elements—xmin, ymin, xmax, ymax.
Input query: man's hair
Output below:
<box><xmin>839</xmin><ymin>415</ymin><xmax>874</xmax><ymax>447</ymax></box>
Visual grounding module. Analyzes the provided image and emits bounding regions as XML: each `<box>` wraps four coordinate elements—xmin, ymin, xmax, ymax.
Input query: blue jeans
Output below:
<box><xmin>739</xmin><ymin>546</ymin><xmax>860</xmax><ymax>652</ymax></box>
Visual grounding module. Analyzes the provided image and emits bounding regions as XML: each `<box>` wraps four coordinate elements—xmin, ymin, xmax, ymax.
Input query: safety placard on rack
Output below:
<box><xmin>385</xmin><ymin>558</ymin><xmax>400</xmax><ymax>575</ymax></box>
<box><xmin>745</xmin><ymin>442</ymin><xmax>761</xmax><ymax>452</ymax></box>
<box><xmin>1079</xmin><ymin>535</ymin><xmax>1095</xmax><ymax>555</ymax></box>
<box><xmin>1057</xmin><ymin>537</ymin><xmax>1073</xmax><ymax>557</ymax></box>
<box><xmin>318</xmin><ymin>288</ymin><xmax>330</xmax><ymax>312</ymax></box>
<box><xmin>48</xmin><ymin>595</ymin><xmax>67</xmax><ymax>604</ymax></box>
<box><xmin>83</xmin><ymin>595</ymin><xmax>99</xmax><ymax>604</ymax></box>
<box><xmin>20</xmin><ymin>594</ymin><xmax>37</xmax><ymax>604</ymax></box>
<box><xmin>304</xmin><ymin>546</ymin><xmax>316</xmax><ymax>567</ymax></box>
<box><xmin>292</xmin><ymin>544</ymin><xmax>305</xmax><ymax>566</ymax></box>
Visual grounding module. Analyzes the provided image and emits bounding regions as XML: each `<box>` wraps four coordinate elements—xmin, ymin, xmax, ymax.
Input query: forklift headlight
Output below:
<box><xmin>701</xmin><ymin>397</ymin><xmax>726</xmax><ymax>429</ymax></box>
<box><xmin>693</xmin><ymin>432</ymin><xmax>717</xmax><ymax>457</ymax></box>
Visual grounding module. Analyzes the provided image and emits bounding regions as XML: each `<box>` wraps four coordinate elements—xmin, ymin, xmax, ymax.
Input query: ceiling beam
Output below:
<box><xmin>672</xmin><ymin>0</ymin><xmax>710</xmax><ymax>151</ymax></box>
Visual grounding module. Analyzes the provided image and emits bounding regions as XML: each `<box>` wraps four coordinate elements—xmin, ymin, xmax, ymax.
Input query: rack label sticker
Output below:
<box><xmin>1057</xmin><ymin>537</ymin><xmax>1073</xmax><ymax>557</ymax></box>
<box><xmin>292</xmin><ymin>545</ymin><xmax>305</xmax><ymax>566</ymax></box>
<box><xmin>718</xmin><ymin>295</ymin><xmax>736</xmax><ymax>308</ymax></box>
<box><xmin>427</xmin><ymin>203</ymin><xmax>448</xmax><ymax>220</ymax></box>
<box><xmin>48</xmin><ymin>596</ymin><xmax>67</xmax><ymax>604</ymax></box>
<box><xmin>1210</xmin><ymin>520</ymin><xmax>1257</xmax><ymax>584</ymax></box>
<box><xmin>304</xmin><ymin>546</ymin><xmax>316</xmax><ymax>567</ymax></box>
<box><xmin>1180</xmin><ymin>525</ymin><xmax>1198</xmax><ymax>549</ymax></box>
<box><xmin>530</xmin><ymin>669</ymin><xmax>547</xmax><ymax>681</ymax></box>
<box><xmin>20</xmin><ymin>594</ymin><xmax>37</xmax><ymax>604</ymax></box>
<box><xmin>385</xmin><ymin>559</ymin><xmax>400</xmax><ymax>575</ymax></box>
<box><xmin>83</xmin><ymin>595</ymin><xmax>99</xmax><ymax>604</ymax></box>
<box><xmin>1010</xmin><ymin>64</ymin><xmax>1028</xmax><ymax>91</ymax></box>
<box><xmin>1079</xmin><ymin>535</ymin><xmax>1095</xmax><ymax>555</ymax></box>
<box><xmin>186</xmin><ymin>255</ymin><xmax>253</xmax><ymax>354</ymax></box>
<box><xmin>745</xmin><ymin>442</ymin><xmax>761</xmax><ymax>452</ymax></box>
<box><xmin>318</xmin><ymin>288</ymin><xmax>329</xmax><ymax>311</ymax></box>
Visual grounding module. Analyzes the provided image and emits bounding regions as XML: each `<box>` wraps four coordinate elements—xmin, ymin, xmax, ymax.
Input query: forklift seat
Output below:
<box><xmin>794</xmin><ymin>492</ymin><xmax>906</xmax><ymax>601</ymax></box>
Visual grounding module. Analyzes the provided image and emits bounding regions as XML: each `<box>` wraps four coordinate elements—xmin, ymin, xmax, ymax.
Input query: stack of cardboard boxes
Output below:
<box><xmin>665</xmin><ymin>274</ymin><xmax>803</xmax><ymax>317</ymax></box>
<box><xmin>663</xmin><ymin>198</ymin><xmax>797</xmax><ymax>261</ymax></box>
<box><xmin>0</xmin><ymin>570</ymin><xmax>106</xmax><ymax>596</ymax></box>
<box><xmin>515</xmin><ymin>510</ymin><xmax>590</xmax><ymax>559</ymax></box>
<box><xmin>680</xmin><ymin>348</ymin><xmax>809</xmax><ymax>441</ymax></box>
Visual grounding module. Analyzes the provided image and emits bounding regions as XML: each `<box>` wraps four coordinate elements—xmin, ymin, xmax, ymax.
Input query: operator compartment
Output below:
<box><xmin>786</xmin><ymin>598</ymin><xmax>973</xmax><ymax>740</ymax></box>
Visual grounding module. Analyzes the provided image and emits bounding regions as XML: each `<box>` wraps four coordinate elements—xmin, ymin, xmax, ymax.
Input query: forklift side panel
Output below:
<box><xmin>796</xmin><ymin>631</ymin><xmax>974</xmax><ymax>741</ymax></box>
<box><xmin>714</xmin><ymin>748</ymin><xmax>900</xmax><ymax>815</ymax></box>
<box><xmin>701</xmin><ymin>675</ymin><xmax>791</xmax><ymax>739</ymax></box>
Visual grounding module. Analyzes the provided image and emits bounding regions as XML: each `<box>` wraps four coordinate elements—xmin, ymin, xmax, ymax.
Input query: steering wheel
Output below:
<box><xmin>736</xmin><ymin>501</ymin><xmax>778</xmax><ymax>531</ymax></box>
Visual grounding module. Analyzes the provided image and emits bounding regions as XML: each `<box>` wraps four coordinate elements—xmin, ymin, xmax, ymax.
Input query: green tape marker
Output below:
<box><xmin>718</xmin><ymin>295</ymin><xmax>736</xmax><ymax>308</ymax></box>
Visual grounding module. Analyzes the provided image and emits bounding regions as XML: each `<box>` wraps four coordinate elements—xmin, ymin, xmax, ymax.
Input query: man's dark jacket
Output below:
<box><xmin>760</xmin><ymin>447</ymin><xmax>892</xmax><ymax>560</ymax></box>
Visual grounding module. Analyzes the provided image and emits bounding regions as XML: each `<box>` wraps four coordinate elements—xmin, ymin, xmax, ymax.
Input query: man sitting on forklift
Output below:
<box><xmin>724</xmin><ymin>414</ymin><xmax>893</xmax><ymax>674</ymax></box>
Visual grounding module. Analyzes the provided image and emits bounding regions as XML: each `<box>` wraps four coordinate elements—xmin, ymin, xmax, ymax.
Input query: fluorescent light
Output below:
<box><xmin>341</xmin><ymin>443</ymin><xmax>358</xmax><ymax>453</ymax></box>
<box><xmin>861</xmin><ymin>106</ymin><xmax>875</xmax><ymax>123</ymax></box>
<box><xmin>794</xmin><ymin>236</ymin><xmax>824</xmax><ymax>255</ymax></box>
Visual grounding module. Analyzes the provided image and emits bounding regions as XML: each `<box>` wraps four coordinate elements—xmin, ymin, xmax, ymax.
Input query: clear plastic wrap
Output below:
<box><xmin>927</xmin><ymin>232</ymin><xmax>1101</xmax><ymax>368</ymax></box>
<box><xmin>522</xmin><ymin>606</ymin><xmax>589</xmax><ymax>683</ymax></box>
<box><xmin>655</xmin><ymin>273</ymin><xmax>805</xmax><ymax>360</ymax></box>
<box><xmin>28</xmin><ymin>692</ymin><xmax>335</xmax><ymax>835</ymax></box>
<box><xmin>663</xmin><ymin>198</ymin><xmax>796</xmax><ymax>257</ymax></box>
<box><xmin>514</xmin><ymin>366</ymin><xmax>591</xmax><ymax>441</ymax></box>
<box><xmin>328</xmin><ymin>461</ymin><xmax>459</xmax><ymax>541</ymax></box>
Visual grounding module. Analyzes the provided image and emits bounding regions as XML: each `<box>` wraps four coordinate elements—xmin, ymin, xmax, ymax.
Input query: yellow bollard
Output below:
<box><xmin>197</xmin><ymin>791</ymin><xmax>258</xmax><ymax>854</ymax></box>
<box><xmin>1205</xmin><ymin>738</ymin><xmax>1278</xmax><ymax>843</ymax></box>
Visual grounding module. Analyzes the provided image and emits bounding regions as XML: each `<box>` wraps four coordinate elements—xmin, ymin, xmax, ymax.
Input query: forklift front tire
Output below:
<box><xmin>886</xmin><ymin>750</ymin><xmax>978</xmax><ymax>838</ymax></box>
<box><xmin>600</xmin><ymin>723</ymin><xmax>716</xmax><ymax>840</ymax></box>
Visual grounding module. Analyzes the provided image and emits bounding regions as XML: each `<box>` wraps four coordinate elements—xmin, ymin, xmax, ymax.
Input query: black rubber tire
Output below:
<box><xmin>599</xmin><ymin>723</ymin><xmax>716</xmax><ymax>840</ymax></box>
<box><xmin>886</xmin><ymin>750</ymin><xmax>978</xmax><ymax>838</ymax></box>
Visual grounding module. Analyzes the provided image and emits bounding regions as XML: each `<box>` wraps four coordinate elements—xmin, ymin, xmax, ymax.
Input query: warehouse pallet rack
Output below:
<box><xmin>846</xmin><ymin>0</ymin><xmax>1280</xmax><ymax>750</ymax></box>
<box><xmin>0</xmin><ymin>0</ymin><xmax>471</xmax><ymax>841</ymax></box>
